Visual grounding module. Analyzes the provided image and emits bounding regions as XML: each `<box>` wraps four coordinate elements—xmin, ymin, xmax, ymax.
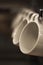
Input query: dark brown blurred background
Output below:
<box><xmin>0</xmin><ymin>0</ymin><xmax>43</xmax><ymax>65</ymax></box>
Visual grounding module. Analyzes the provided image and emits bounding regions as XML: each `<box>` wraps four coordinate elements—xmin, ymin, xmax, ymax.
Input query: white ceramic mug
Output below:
<box><xmin>19</xmin><ymin>13</ymin><xmax>43</xmax><ymax>56</ymax></box>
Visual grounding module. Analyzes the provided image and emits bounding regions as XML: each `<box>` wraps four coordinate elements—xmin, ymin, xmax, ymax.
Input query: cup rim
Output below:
<box><xmin>19</xmin><ymin>21</ymin><xmax>40</xmax><ymax>54</ymax></box>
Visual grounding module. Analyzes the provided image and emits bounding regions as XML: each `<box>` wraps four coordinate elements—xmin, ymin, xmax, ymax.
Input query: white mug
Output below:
<box><xmin>19</xmin><ymin>13</ymin><xmax>43</xmax><ymax>56</ymax></box>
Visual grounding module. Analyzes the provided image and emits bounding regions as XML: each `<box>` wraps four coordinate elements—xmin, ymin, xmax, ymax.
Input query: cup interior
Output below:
<box><xmin>19</xmin><ymin>22</ymin><xmax>39</xmax><ymax>54</ymax></box>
